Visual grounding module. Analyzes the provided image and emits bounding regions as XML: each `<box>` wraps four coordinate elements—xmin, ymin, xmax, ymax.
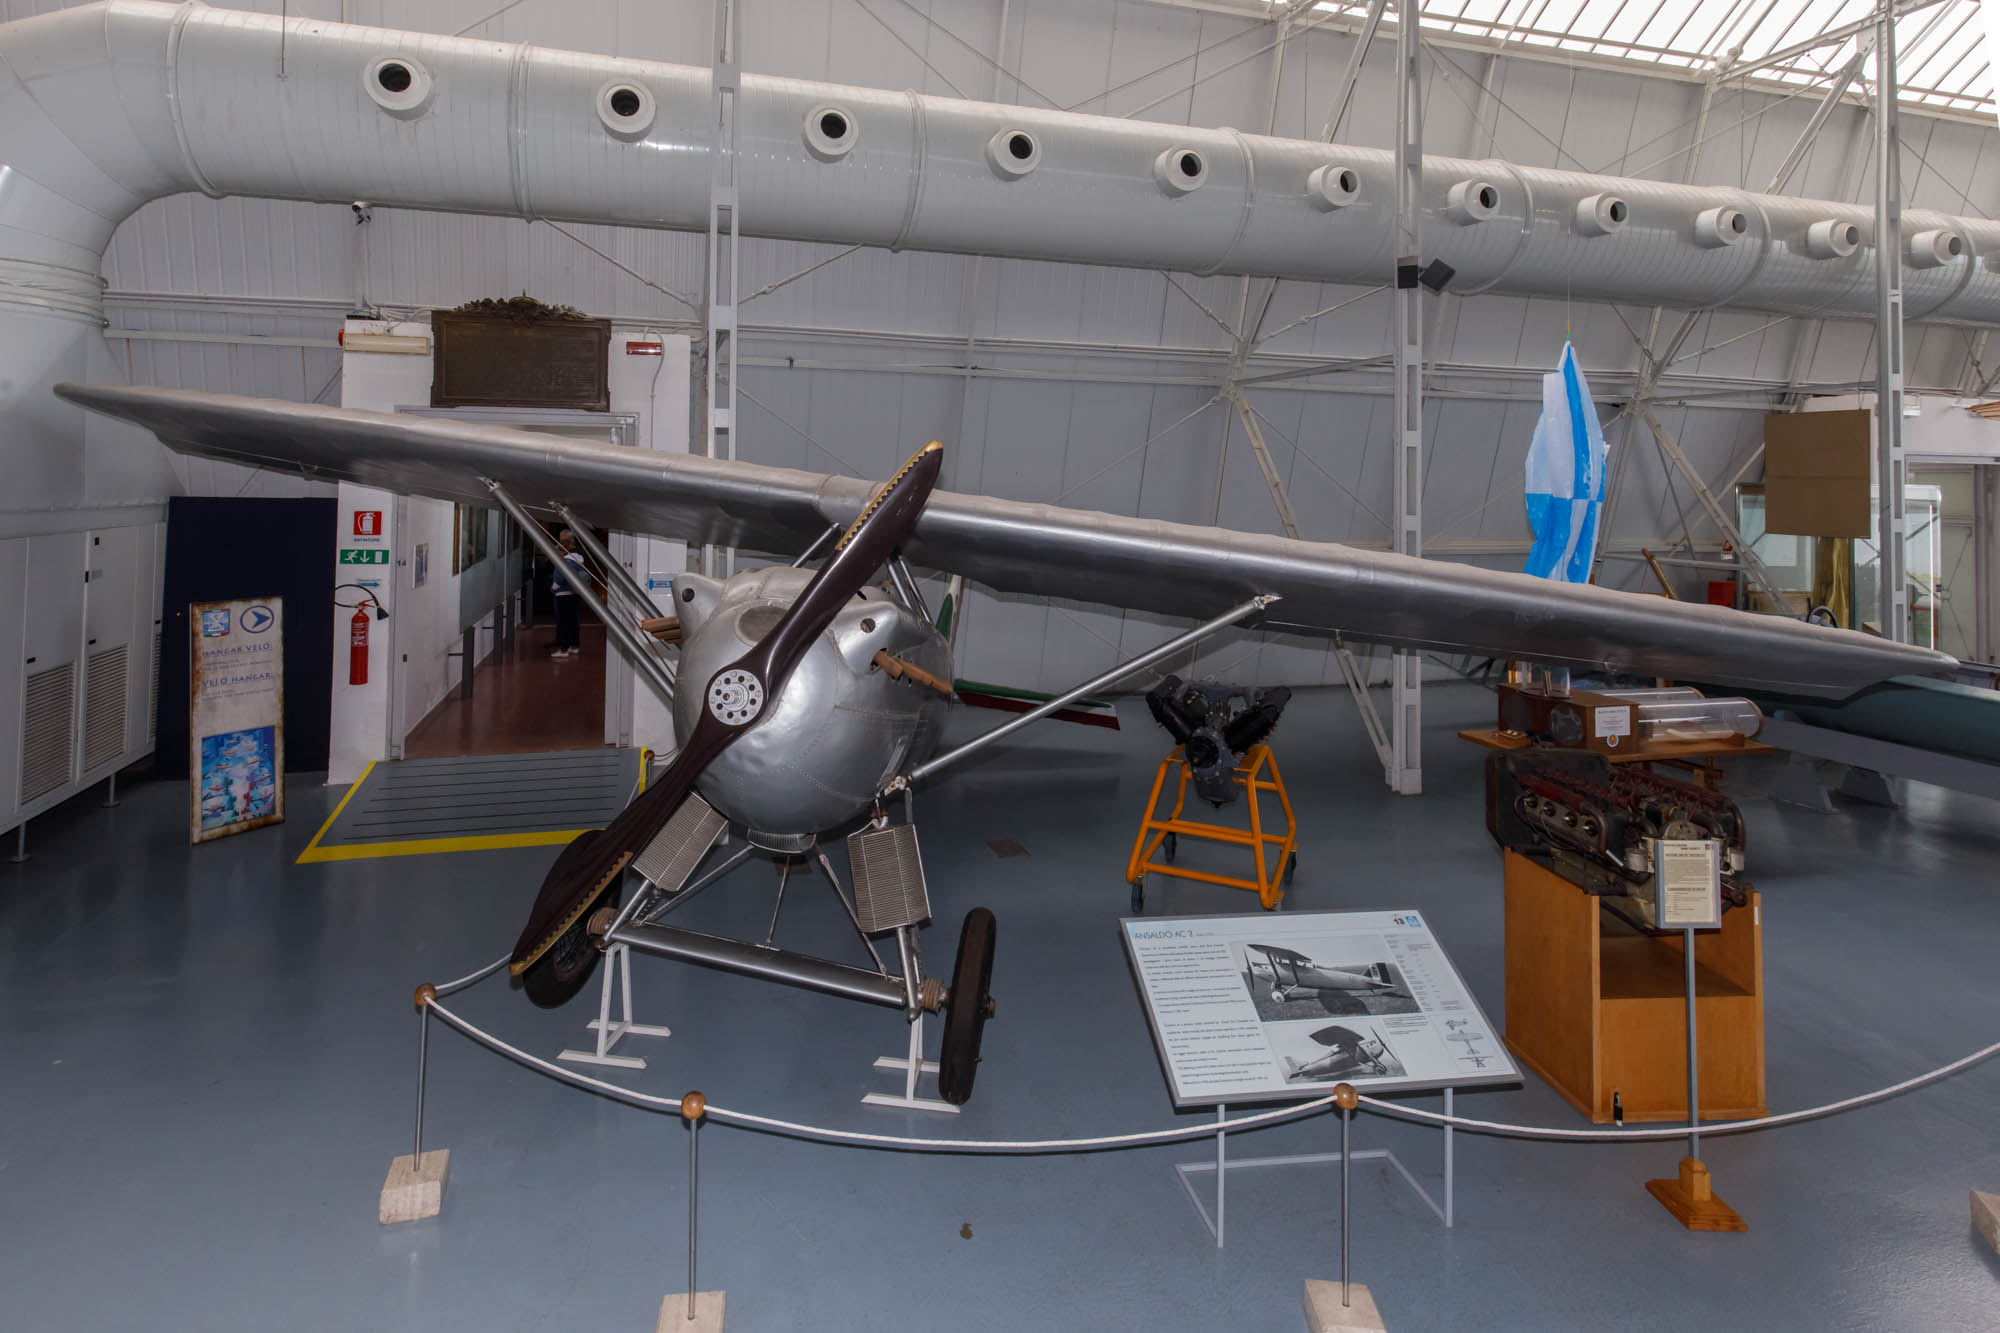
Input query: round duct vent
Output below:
<box><xmin>1445</xmin><ymin>179</ymin><xmax>1499</xmax><ymax>225</ymax></box>
<box><xmin>1575</xmin><ymin>193</ymin><xmax>1628</xmax><ymax>237</ymax></box>
<box><xmin>987</xmin><ymin>129</ymin><xmax>1041</xmax><ymax>179</ymax></box>
<box><xmin>1154</xmin><ymin>147</ymin><xmax>1207</xmax><ymax>196</ymax></box>
<box><xmin>805</xmin><ymin>105</ymin><xmax>858</xmax><ymax>162</ymax></box>
<box><xmin>1907</xmin><ymin>228</ymin><xmax>1965</xmax><ymax>269</ymax></box>
<box><xmin>1806</xmin><ymin>219</ymin><xmax>1862</xmax><ymax>260</ymax></box>
<box><xmin>365</xmin><ymin>56</ymin><xmax>436</xmax><ymax>119</ymax></box>
<box><xmin>1694</xmin><ymin>206</ymin><xmax>1748</xmax><ymax>248</ymax></box>
<box><xmin>1307</xmin><ymin>163</ymin><xmax>1361</xmax><ymax>211</ymax></box>
<box><xmin>596</xmin><ymin>82</ymin><xmax>656</xmax><ymax>142</ymax></box>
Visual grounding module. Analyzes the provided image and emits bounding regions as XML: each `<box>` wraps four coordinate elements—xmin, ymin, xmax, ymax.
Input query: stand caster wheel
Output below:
<box><xmin>1162</xmin><ymin>833</ymin><xmax>1178</xmax><ymax>864</ymax></box>
<box><xmin>1130</xmin><ymin>880</ymin><xmax>1144</xmax><ymax>914</ymax></box>
<box><xmin>937</xmin><ymin>907</ymin><xmax>996</xmax><ymax>1107</ymax></box>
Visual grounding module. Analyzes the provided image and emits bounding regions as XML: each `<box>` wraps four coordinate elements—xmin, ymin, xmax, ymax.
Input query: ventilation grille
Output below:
<box><xmin>631</xmin><ymin>792</ymin><xmax>726</xmax><ymax>894</ymax></box>
<box><xmin>149</xmin><ymin>631</ymin><xmax>161</xmax><ymax>739</ymax></box>
<box><xmin>83</xmin><ymin>643</ymin><xmax>129</xmax><ymax>772</ymax></box>
<box><xmin>847</xmin><ymin>823</ymin><xmax>932</xmax><ymax>933</ymax></box>
<box><xmin>20</xmin><ymin>662</ymin><xmax>76</xmax><ymax>804</ymax></box>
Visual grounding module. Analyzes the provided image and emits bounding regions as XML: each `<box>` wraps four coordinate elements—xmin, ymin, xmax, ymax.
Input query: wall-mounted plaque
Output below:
<box><xmin>432</xmin><ymin>299</ymin><xmax>610</xmax><ymax>411</ymax></box>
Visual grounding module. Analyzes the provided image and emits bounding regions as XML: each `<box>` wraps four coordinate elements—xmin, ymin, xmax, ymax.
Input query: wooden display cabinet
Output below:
<box><xmin>1502</xmin><ymin>850</ymin><xmax>1766</xmax><ymax>1124</ymax></box>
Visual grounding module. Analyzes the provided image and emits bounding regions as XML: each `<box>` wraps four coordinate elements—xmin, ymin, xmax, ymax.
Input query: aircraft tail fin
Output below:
<box><xmin>1282</xmin><ymin>1056</ymin><xmax>1300</xmax><ymax>1077</ymax></box>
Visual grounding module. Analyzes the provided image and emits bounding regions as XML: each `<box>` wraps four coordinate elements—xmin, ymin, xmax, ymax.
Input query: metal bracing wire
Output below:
<box><xmin>849</xmin><ymin>0</ymin><xmax>971</xmax><ymax>98</ymax></box>
<box><xmin>882</xmin><ymin>0</ymin><xmax>1062</xmax><ymax>108</ymax></box>
<box><xmin>538</xmin><ymin>221</ymin><xmax>701</xmax><ymax>317</ymax></box>
<box><xmin>734</xmin><ymin>383</ymin><xmax>864</xmax><ymax>476</ymax></box>
<box><xmin>739</xmin><ymin>244</ymin><xmax>865</xmax><ymax>305</ymax></box>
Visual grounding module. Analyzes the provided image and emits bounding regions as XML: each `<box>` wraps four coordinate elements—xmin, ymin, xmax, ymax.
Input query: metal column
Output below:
<box><xmin>1873</xmin><ymin>0</ymin><xmax>1909</xmax><ymax>642</ymax></box>
<box><xmin>703</xmin><ymin>0</ymin><xmax>742</xmax><ymax>580</ymax></box>
<box><xmin>1387</xmin><ymin>0</ymin><xmax>1424</xmax><ymax>796</ymax></box>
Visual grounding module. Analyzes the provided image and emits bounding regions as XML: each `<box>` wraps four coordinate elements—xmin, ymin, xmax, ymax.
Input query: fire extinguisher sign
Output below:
<box><xmin>187</xmin><ymin>596</ymin><xmax>285</xmax><ymax>845</ymax></box>
<box><xmin>353</xmin><ymin>510</ymin><xmax>383</xmax><ymax>537</ymax></box>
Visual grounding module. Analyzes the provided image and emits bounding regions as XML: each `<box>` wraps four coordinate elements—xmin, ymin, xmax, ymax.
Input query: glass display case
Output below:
<box><xmin>1735</xmin><ymin>483</ymin><xmax>1942</xmax><ymax>644</ymax></box>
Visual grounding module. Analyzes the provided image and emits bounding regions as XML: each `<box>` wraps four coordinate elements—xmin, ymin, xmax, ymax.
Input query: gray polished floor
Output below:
<box><xmin>3</xmin><ymin>682</ymin><xmax>1996</xmax><ymax>1331</ymax></box>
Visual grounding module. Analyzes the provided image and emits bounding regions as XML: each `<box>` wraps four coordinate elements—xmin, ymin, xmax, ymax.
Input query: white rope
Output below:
<box><xmin>425</xmin><ymin>997</ymin><xmax>1340</xmax><ymax>1151</ymax></box>
<box><xmin>435</xmin><ymin>954</ymin><xmax>511</xmax><ymax>997</ymax></box>
<box><xmin>1361</xmin><ymin>1036</ymin><xmax>2000</xmax><ymax>1141</ymax></box>
<box><xmin>424</xmin><ymin>990</ymin><xmax>2000</xmax><ymax>1152</ymax></box>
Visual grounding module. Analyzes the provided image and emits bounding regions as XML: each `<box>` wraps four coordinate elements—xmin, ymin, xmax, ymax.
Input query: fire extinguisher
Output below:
<box><xmin>334</xmin><ymin>584</ymin><xmax>389</xmax><ymax>686</ymax></box>
<box><xmin>350</xmin><ymin>606</ymin><xmax>371</xmax><ymax>685</ymax></box>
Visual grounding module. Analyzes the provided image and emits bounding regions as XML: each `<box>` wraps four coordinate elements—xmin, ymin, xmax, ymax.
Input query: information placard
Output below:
<box><xmin>189</xmin><ymin>597</ymin><xmax>285</xmax><ymax>844</ymax></box>
<box><xmin>1651</xmin><ymin>837</ymin><xmax>1722</xmax><ymax>930</ymax></box>
<box><xmin>1122</xmin><ymin>909</ymin><xmax>1517</xmax><ymax>1106</ymax></box>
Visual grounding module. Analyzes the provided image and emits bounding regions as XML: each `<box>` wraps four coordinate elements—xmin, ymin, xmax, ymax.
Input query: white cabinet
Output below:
<box><xmin>3</xmin><ymin>520</ymin><xmax>163</xmax><ymax>833</ymax></box>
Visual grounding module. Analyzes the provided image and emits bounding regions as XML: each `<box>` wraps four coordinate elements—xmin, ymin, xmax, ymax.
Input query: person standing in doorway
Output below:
<box><xmin>551</xmin><ymin>528</ymin><xmax>587</xmax><ymax>658</ymax></box>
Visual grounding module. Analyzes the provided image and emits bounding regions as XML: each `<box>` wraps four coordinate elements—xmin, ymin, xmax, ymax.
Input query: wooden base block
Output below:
<box><xmin>1303</xmin><ymin>1279</ymin><xmax>1386</xmax><ymax>1332</ymax></box>
<box><xmin>379</xmin><ymin>1148</ymin><xmax>449</xmax><ymax>1225</ymax></box>
<box><xmin>656</xmin><ymin>1291</ymin><xmax>725</xmax><ymax>1332</ymax></box>
<box><xmin>1973</xmin><ymin>1190</ymin><xmax>2000</xmax><ymax>1256</ymax></box>
<box><xmin>1645</xmin><ymin>1157</ymin><xmax>1745</xmax><ymax>1232</ymax></box>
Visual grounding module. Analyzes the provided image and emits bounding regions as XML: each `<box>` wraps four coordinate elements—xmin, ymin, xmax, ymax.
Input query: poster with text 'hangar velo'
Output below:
<box><xmin>1122</xmin><ymin>909</ymin><xmax>1517</xmax><ymax>1107</ymax></box>
<box><xmin>189</xmin><ymin>597</ymin><xmax>284</xmax><ymax>845</ymax></box>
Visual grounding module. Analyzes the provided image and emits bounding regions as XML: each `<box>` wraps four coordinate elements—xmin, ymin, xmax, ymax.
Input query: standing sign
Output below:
<box><xmin>189</xmin><ymin>597</ymin><xmax>285</xmax><ymax>843</ymax></box>
<box><xmin>1122</xmin><ymin>909</ymin><xmax>1516</xmax><ymax>1107</ymax></box>
<box><xmin>1651</xmin><ymin>838</ymin><xmax>1723</xmax><ymax>930</ymax></box>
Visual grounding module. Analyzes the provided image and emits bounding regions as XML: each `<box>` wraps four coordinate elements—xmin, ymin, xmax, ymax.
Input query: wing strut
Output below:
<box><xmin>485</xmin><ymin>479</ymin><xmax>679</xmax><ymax>706</ymax></box>
<box><xmin>894</xmin><ymin>594</ymin><xmax>1279</xmax><ymax>790</ymax></box>
<box><xmin>553</xmin><ymin>501</ymin><xmax>679</xmax><ymax>690</ymax></box>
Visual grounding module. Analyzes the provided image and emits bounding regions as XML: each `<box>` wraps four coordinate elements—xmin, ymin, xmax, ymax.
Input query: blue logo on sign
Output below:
<box><xmin>240</xmin><ymin>605</ymin><xmax>274</xmax><ymax>634</ymax></box>
<box><xmin>199</xmin><ymin>609</ymin><xmax>230</xmax><ymax>637</ymax></box>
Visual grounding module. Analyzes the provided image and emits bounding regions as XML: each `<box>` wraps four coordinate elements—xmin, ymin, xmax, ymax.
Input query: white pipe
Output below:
<box><xmin>1</xmin><ymin>1</ymin><xmax>1997</xmax><ymax>335</ymax></box>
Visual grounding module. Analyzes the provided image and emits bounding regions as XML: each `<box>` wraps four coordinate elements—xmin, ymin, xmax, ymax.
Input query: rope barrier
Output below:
<box><xmin>423</xmin><ymin>991</ymin><xmax>2000</xmax><ymax>1154</ymax></box>
<box><xmin>1362</xmin><ymin>1036</ymin><xmax>2000</xmax><ymax>1141</ymax></box>
<box><xmin>435</xmin><ymin>953</ymin><xmax>511</xmax><ymax>997</ymax></box>
<box><xmin>426</xmin><ymin>997</ymin><xmax>1341</xmax><ymax>1151</ymax></box>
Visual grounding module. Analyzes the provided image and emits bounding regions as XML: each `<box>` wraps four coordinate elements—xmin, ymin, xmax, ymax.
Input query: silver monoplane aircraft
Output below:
<box><xmin>53</xmin><ymin>384</ymin><xmax>1963</xmax><ymax>1107</ymax></box>
<box><xmin>1244</xmin><ymin>944</ymin><xmax>1408</xmax><ymax>1007</ymax></box>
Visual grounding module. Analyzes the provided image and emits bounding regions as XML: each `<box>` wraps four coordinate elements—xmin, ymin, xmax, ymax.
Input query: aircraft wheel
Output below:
<box><xmin>938</xmin><ymin>907</ymin><xmax>997</xmax><ymax>1106</ymax></box>
<box><xmin>1129</xmin><ymin>880</ymin><xmax>1144</xmax><ymax>914</ymax></box>
<box><xmin>1163</xmin><ymin>833</ymin><xmax>1178</xmax><ymax>864</ymax></box>
<box><xmin>1271</xmin><ymin>989</ymin><xmax>1285</xmax><ymax>1007</ymax></box>
<box><xmin>1284</xmin><ymin>852</ymin><xmax>1297</xmax><ymax>886</ymax></box>
<box><xmin>519</xmin><ymin>830</ymin><xmax>617</xmax><ymax>1009</ymax></box>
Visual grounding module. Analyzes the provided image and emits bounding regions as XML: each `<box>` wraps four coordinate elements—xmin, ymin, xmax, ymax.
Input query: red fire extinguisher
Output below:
<box><xmin>336</xmin><ymin>584</ymin><xmax>387</xmax><ymax>686</ymax></box>
<box><xmin>350</xmin><ymin>605</ymin><xmax>371</xmax><ymax>685</ymax></box>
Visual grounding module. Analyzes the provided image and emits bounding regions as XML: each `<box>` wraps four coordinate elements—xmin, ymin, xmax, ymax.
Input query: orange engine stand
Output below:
<box><xmin>1125</xmin><ymin>743</ymin><xmax>1297</xmax><ymax>913</ymax></box>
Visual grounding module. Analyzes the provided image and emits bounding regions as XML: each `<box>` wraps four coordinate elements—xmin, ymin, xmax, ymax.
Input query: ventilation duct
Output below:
<box><xmin>0</xmin><ymin>1</ymin><xmax>1996</xmax><ymax>336</ymax></box>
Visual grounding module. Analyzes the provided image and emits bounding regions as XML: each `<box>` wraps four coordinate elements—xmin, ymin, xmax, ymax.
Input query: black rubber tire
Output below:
<box><xmin>1163</xmin><ymin>833</ymin><xmax>1178</xmax><ymax>864</ymax></box>
<box><xmin>520</xmin><ymin>831</ymin><xmax>618</xmax><ymax>1009</ymax></box>
<box><xmin>1130</xmin><ymin>880</ymin><xmax>1144</xmax><ymax>914</ymax></box>
<box><xmin>1284</xmin><ymin>851</ymin><xmax>1297</xmax><ymax>886</ymax></box>
<box><xmin>937</xmin><ymin>907</ymin><xmax>997</xmax><ymax>1106</ymax></box>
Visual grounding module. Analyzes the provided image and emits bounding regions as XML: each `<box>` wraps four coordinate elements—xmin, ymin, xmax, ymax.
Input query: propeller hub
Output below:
<box><xmin>706</xmin><ymin>667</ymin><xmax>766</xmax><ymax>725</ymax></box>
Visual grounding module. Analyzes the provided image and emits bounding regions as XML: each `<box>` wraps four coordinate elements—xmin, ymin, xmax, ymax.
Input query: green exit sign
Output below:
<box><xmin>339</xmin><ymin>548</ymin><xmax>389</xmax><ymax>565</ymax></box>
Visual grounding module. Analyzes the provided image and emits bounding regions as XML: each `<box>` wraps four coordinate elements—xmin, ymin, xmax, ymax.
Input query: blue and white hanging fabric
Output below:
<box><xmin>1522</xmin><ymin>341</ymin><xmax>1607</xmax><ymax>583</ymax></box>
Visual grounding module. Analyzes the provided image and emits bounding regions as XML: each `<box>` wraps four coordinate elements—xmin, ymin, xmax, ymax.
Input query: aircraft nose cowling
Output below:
<box><xmin>672</xmin><ymin>578</ymin><xmax>950</xmax><ymax>840</ymax></box>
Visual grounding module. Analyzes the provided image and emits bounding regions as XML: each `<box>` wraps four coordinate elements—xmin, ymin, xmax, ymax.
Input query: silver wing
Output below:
<box><xmin>55</xmin><ymin>382</ymin><xmax>1952</xmax><ymax>698</ymax></box>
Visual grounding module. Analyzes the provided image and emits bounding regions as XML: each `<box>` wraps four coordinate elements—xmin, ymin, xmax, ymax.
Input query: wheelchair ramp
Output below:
<box><xmin>298</xmin><ymin>747</ymin><xmax>645</xmax><ymax>863</ymax></box>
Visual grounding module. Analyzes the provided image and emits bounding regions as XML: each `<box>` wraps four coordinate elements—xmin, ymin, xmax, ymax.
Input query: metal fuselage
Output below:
<box><xmin>671</xmin><ymin>566</ymin><xmax>953</xmax><ymax>844</ymax></box>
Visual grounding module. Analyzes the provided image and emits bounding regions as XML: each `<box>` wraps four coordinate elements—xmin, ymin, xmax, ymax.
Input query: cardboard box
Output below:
<box><xmin>1763</xmin><ymin>409</ymin><xmax>1871</xmax><ymax>537</ymax></box>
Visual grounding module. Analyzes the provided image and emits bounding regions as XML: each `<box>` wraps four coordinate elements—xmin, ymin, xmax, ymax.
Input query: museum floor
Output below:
<box><xmin>3</xmin><ymin>682</ymin><xmax>1996</xmax><ymax>1332</ymax></box>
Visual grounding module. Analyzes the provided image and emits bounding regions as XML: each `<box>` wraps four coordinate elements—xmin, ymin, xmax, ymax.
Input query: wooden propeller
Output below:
<box><xmin>509</xmin><ymin>442</ymin><xmax>944</xmax><ymax>982</ymax></box>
